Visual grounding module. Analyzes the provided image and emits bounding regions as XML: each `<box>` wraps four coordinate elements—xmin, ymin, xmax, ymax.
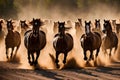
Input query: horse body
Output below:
<box><xmin>53</xmin><ymin>22</ymin><xmax>73</xmax><ymax>68</ymax></box>
<box><xmin>24</xmin><ymin>18</ymin><xmax>46</xmax><ymax>66</ymax></box>
<box><xmin>0</xmin><ymin>20</ymin><xmax>5</xmax><ymax>41</ymax></box>
<box><xmin>80</xmin><ymin>21</ymin><xmax>102</xmax><ymax>61</ymax></box>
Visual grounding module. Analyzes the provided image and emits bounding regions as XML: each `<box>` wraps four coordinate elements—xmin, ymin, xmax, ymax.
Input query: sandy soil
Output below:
<box><xmin>0</xmin><ymin>60</ymin><xmax>120</xmax><ymax>80</ymax></box>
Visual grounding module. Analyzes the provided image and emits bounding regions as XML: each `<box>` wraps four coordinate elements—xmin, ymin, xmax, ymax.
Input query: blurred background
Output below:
<box><xmin>0</xmin><ymin>0</ymin><xmax>120</xmax><ymax>20</ymax></box>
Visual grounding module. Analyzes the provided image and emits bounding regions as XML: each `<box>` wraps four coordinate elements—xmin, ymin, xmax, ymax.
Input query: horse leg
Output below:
<box><xmin>10</xmin><ymin>47</ymin><xmax>14</xmax><ymax>59</ymax></box>
<box><xmin>34</xmin><ymin>50</ymin><xmax>40</xmax><ymax>66</ymax></box>
<box><xmin>84</xmin><ymin>50</ymin><xmax>87</xmax><ymax>61</ymax></box>
<box><xmin>31</xmin><ymin>53</ymin><xmax>34</xmax><ymax>66</ymax></box>
<box><xmin>55</xmin><ymin>51</ymin><xmax>60</xmax><ymax>68</ymax></box>
<box><xmin>109</xmin><ymin>48</ymin><xmax>112</xmax><ymax>56</ymax></box>
<box><xmin>114</xmin><ymin>45</ymin><xmax>118</xmax><ymax>54</ymax></box>
<box><xmin>89</xmin><ymin>50</ymin><xmax>93</xmax><ymax>61</ymax></box>
<box><xmin>63</xmin><ymin>52</ymin><xmax>67</xmax><ymax>64</ymax></box>
<box><xmin>14</xmin><ymin>45</ymin><xmax>20</xmax><ymax>58</ymax></box>
<box><xmin>6</xmin><ymin>47</ymin><xmax>9</xmax><ymax>60</ymax></box>
<box><xmin>96</xmin><ymin>48</ymin><xmax>100</xmax><ymax>58</ymax></box>
<box><xmin>28</xmin><ymin>50</ymin><xmax>32</xmax><ymax>65</ymax></box>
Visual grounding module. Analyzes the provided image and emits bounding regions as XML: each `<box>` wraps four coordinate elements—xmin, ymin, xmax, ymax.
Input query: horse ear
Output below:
<box><xmin>64</xmin><ymin>21</ymin><xmax>65</xmax><ymax>24</ymax></box>
<box><xmin>95</xmin><ymin>19</ymin><xmax>97</xmax><ymax>21</ymax></box>
<box><xmin>33</xmin><ymin>18</ymin><xmax>35</xmax><ymax>21</ymax></box>
<box><xmin>85</xmin><ymin>21</ymin><xmax>87</xmax><ymax>24</ymax></box>
<box><xmin>58</xmin><ymin>21</ymin><xmax>59</xmax><ymax>24</ymax></box>
<box><xmin>104</xmin><ymin>19</ymin><xmax>106</xmax><ymax>22</ymax></box>
<box><xmin>98</xmin><ymin>19</ymin><xmax>100</xmax><ymax>21</ymax></box>
<box><xmin>89</xmin><ymin>21</ymin><xmax>91</xmax><ymax>24</ymax></box>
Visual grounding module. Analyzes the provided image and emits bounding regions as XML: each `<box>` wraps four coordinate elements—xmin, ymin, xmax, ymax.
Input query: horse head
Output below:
<box><xmin>85</xmin><ymin>21</ymin><xmax>91</xmax><ymax>35</ymax></box>
<box><xmin>6</xmin><ymin>20</ymin><xmax>14</xmax><ymax>31</ymax></box>
<box><xmin>20</xmin><ymin>20</ymin><xmax>26</xmax><ymax>28</ymax></box>
<box><xmin>103</xmin><ymin>20</ymin><xmax>112</xmax><ymax>33</ymax></box>
<box><xmin>95</xmin><ymin>19</ymin><xmax>101</xmax><ymax>29</ymax></box>
<box><xmin>30</xmin><ymin>18</ymin><xmax>43</xmax><ymax>36</ymax></box>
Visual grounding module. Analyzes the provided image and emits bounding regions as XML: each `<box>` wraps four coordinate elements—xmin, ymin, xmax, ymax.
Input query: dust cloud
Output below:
<box><xmin>0</xmin><ymin>1</ymin><xmax>120</xmax><ymax>69</ymax></box>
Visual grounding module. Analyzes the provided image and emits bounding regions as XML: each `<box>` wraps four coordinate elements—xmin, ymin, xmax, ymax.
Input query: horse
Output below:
<box><xmin>92</xmin><ymin>19</ymin><xmax>103</xmax><ymax>36</ymax></box>
<box><xmin>5</xmin><ymin>20</ymin><xmax>21</xmax><ymax>60</ymax></box>
<box><xmin>53</xmin><ymin>22</ymin><xmax>58</xmax><ymax>34</ymax></box>
<box><xmin>0</xmin><ymin>20</ymin><xmax>5</xmax><ymax>41</ymax></box>
<box><xmin>24</xmin><ymin>18</ymin><xmax>46</xmax><ymax>66</ymax></box>
<box><xmin>75</xmin><ymin>22</ymin><xmax>83</xmax><ymax>37</ymax></box>
<box><xmin>53</xmin><ymin>22</ymin><xmax>73</xmax><ymax>68</ymax></box>
<box><xmin>20</xmin><ymin>20</ymin><xmax>29</xmax><ymax>35</ymax></box>
<box><xmin>102</xmin><ymin>20</ymin><xmax>118</xmax><ymax>56</ymax></box>
<box><xmin>111</xmin><ymin>20</ymin><xmax>120</xmax><ymax>34</ymax></box>
<box><xmin>78</xmin><ymin>18</ymin><xmax>83</xmax><ymax>27</ymax></box>
<box><xmin>80</xmin><ymin>21</ymin><xmax>102</xmax><ymax>62</ymax></box>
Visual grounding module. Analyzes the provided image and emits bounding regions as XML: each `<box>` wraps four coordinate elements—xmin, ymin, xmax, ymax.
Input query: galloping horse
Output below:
<box><xmin>102</xmin><ymin>20</ymin><xmax>118</xmax><ymax>56</ymax></box>
<box><xmin>24</xmin><ymin>18</ymin><xmax>46</xmax><ymax>66</ymax></box>
<box><xmin>92</xmin><ymin>19</ymin><xmax>103</xmax><ymax>36</ymax></box>
<box><xmin>20</xmin><ymin>20</ymin><xmax>29</xmax><ymax>35</ymax></box>
<box><xmin>5</xmin><ymin>20</ymin><xmax>21</xmax><ymax>60</ymax></box>
<box><xmin>80</xmin><ymin>21</ymin><xmax>102</xmax><ymax>61</ymax></box>
<box><xmin>53</xmin><ymin>22</ymin><xmax>73</xmax><ymax>68</ymax></box>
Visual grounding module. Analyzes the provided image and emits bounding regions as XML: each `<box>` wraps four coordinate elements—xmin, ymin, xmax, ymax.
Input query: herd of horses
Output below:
<box><xmin>0</xmin><ymin>18</ymin><xmax>119</xmax><ymax>68</ymax></box>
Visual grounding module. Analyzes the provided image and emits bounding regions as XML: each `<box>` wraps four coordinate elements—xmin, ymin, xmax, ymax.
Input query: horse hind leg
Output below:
<box><xmin>89</xmin><ymin>50</ymin><xmax>93</xmax><ymax>61</ymax></box>
<box><xmin>63</xmin><ymin>52</ymin><xmax>68</xmax><ymax>64</ymax></box>
<box><xmin>109</xmin><ymin>48</ymin><xmax>113</xmax><ymax>56</ymax></box>
<box><xmin>34</xmin><ymin>50</ymin><xmax>40</xmax><ymax>66</ymax></box>
<box><xmin>6</xmin><ymin>47</ymin><xmax>9</xmax><ymax>60</ymax></box>
<box><xmin>10</xmin><ymin>47</ymin><xmax>14</xmax><ymax>60</ymax></box>
<box><xmin>31</xmin><ymin>53</ymin><xmax>34</xmax><ymax>66</ymax></box>
<box><xmin>96</xmin><ymin>48</ymin><xmax>100</xmax><ymax>58</ymax></box>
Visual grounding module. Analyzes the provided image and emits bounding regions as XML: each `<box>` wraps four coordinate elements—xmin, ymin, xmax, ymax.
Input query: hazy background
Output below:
<box><xmin>0</xmin><ymin>0</ymin><xmax>120</xmax><ymax>20</ymax></box>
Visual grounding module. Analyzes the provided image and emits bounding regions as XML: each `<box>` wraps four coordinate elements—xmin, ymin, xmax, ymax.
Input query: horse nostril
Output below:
<box><xmin>102</xmin><ymin>30</ymin><xmax>105</xmax><ymax>33</ymax></box>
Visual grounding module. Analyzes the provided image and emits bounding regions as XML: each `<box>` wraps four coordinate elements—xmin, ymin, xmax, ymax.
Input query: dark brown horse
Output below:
<box><xmin>111</xmin><ymin>20</ymin><xmax>120</xmax><ymax>34</ymax></box>
<box><xmin>24</xmin><ymin>18</ymin><xmax>46</xmax><ymax>66</ymax></box>
<box><xmin>5</xmin><ymin>20</ymin><xmax>21</xmax><ymax>60</ymax></box>
<box><xmin>53</xmin><ymin>22</ymin><xmax>73</xmax><ymax>68</ymax></box>
<box><xmin>80</xmin><ymin>21</ymin><xmax>102</xmax><ymax>62</ymax></box>
<box><xmin>102</xmin><ymin>20</ymin><xmax>118</xmax><ymax>56</ymax></box>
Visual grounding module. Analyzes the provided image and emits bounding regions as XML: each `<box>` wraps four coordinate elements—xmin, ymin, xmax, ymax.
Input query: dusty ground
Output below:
<box><xmin>0</xmin><ymin>60</ymin><xmax>120</xmax><ymax>80</ymax></box>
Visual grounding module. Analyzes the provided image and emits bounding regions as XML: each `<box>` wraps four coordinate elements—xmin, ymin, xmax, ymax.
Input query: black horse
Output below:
<box><xmin>102</xmin><ymin>20</ymin><xmax>118</xmax><ymax>56</ymax></box>
<box><xmin>80</xmin><ymin>21</ymin><xmax>102</xmax><ymax>62</ymax></box>
<box><xmin>53</xmin><ymin>22</ymin><xmax>73</xmax><ymax>68</ymax></box>
<box><xmin>5</xmin><ymin>20</ymin><xmax>21</xmax><ymax>60</ymax></box>
<box><xmin>24</xmin><ymin>18</ymin><xmax>46</xmax><ymax>66</ymax></box>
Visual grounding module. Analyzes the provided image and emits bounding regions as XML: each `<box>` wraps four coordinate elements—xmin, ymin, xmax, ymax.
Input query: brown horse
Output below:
<box><xmin>24</xmin><ymin>18</ymin><xmax>46</xmax><ymax>66</ymax></box>
<box><xmin>75</xmin><ymin>21</ymin><xmax>83</xmax><ymax>37</ymax></box>
<box><xmin>102</xmin><ymin>20</ymin><xmax>118</xmax><ymax>56</ymax></box>
<box><xmin>53</xmin><ymin>22</ymin><xmax>58</xmax><ymax>34</ymax></box>
<box><xmin>111</xmin><ymin>20</ymin><xmax>120</xmax><ymax>34</ymax></box>
<box><xmin>5</xmin><ymin>20</ymin><xmax>21</xmax><ymax>60</ymax></box>
<box><xmin>53</xmin><ymin>22</ymin><xmax>73</xmax><ymax>68</ymax></box>
<box><xmin>20</xmin><ymin>20</ymin><xmax>29</xmax><ymax>35</ymax></box>
<box><xmin>92</xmin><ymin>19</ymin><xmax>103</xmax><ymax>36</ymax></box>
<box><xmin>80</xmin><ymin>21</ymin><xmax>102</xmax><ymax>62</ymax></box>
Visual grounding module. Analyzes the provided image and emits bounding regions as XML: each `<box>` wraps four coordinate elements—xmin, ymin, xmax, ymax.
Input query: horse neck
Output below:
<box><xmin>59</xmin><ymin>31</ymin><xmax>65</xmax><ymax>37</ymax></box>
<box><xmin>106</xmin><ymin>30</ymin><xmax>113</xmax><ymax>36</ymax></box>
<box><xmin>8</xmin><ymin>30</ymin><xmax>14</xmax><ymax>35</ymax></box>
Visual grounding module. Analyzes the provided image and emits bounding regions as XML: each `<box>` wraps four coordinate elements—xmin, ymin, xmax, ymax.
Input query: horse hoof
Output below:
<box><xmin>63</xmin><ymin>60</ymin><xmax>66</xmax><ymax>64</ymax></box>
<box><xmin>56</xmin><ymin>64</ymin><xmax>60</xmax><ymax>69</ymax></box>
<box><xmin>84</xmin><ymin>57</ymin><xmax>87</xmax><ymax>61</ymax></box>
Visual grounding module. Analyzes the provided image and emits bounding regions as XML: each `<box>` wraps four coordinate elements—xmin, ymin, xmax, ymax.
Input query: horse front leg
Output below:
<box><xmin>89</xmin><ymin>50</ymin><xmax>93</xmax><ymax>61</ymax></box>
<box><xmin>109</xmin><ymin>48</ymin><xmax>113</xmax><ymax>56</ymax></box>
<box><xmin>34</xmin><ymin>50</ymin><xmax>40</xmax><ymax>66</ymax></box>
<box><xmin>63</xmin><ymin>52</ymin><xmax>67</xmax><ymax>64</ymax></box>
<box><xmin>96</xmin><ymin>48</ymin><xmax>100</xmax><ymax>58</ymax></box>
<box><xmin>28</xmin><ymin>50</ymin><xmax>32</xmax><ymax>65</ymax></box>
<box><xmin>6</xmin><ymin>47</ymin><xmax>9</xmax><ymax>60</ymax></box>
<box><xmin>83</xmin><ymin>50</ymin><xmax>87</xmax><ymax>61</ymax></box>
<box><xmin>10</xmin><ymin>47</ymin><xmax>14</xmax><ymax>60</ymax></box>
<box><xmin>55</xmin><ymin>51</ymin><xmax>60</xmax><ymax>68</ymax></box>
